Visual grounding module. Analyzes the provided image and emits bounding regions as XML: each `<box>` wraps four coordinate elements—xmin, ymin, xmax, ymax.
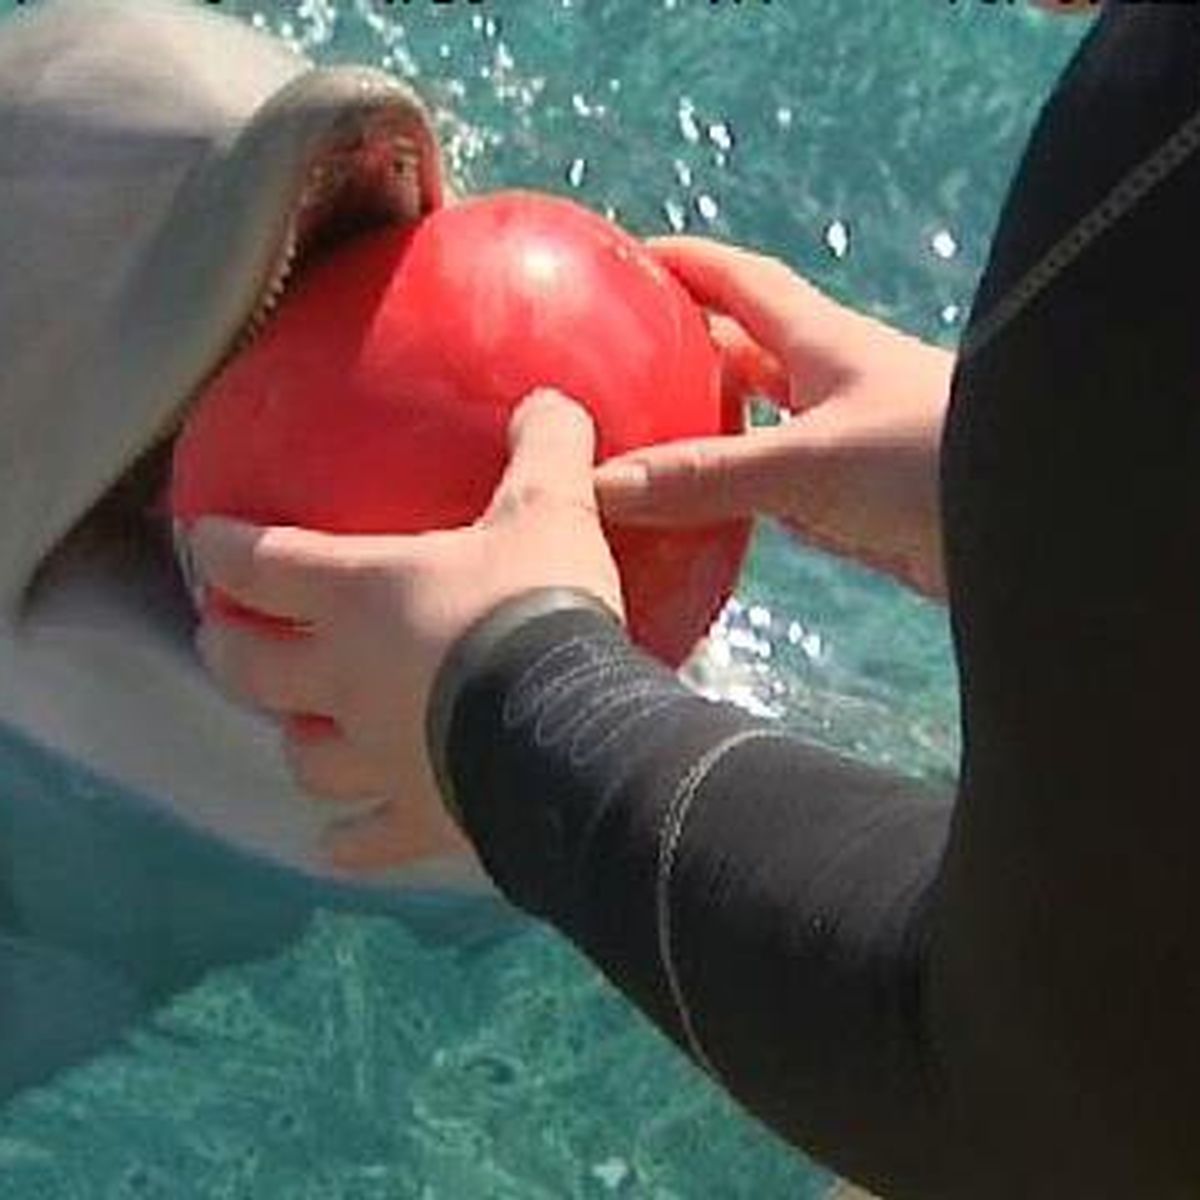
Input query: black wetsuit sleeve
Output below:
<box><xmin>428</xmin><ymin>8</ymin><xmax>1200</xmax><ymax>1197</ymax></box>
<box><xmin>430</xmin><ymin>589</ymin><xmax>956</xmax><ymax>1196</ymax></box>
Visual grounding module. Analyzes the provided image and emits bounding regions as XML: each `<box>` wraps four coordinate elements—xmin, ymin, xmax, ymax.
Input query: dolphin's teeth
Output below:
<box><xmin>391</xmin><ymin>134</ymin><xmax>422</xmax><ymax>222</ymax></box>
<box><xmin>237</xmin><ymin>223</ymin><xmax>298</xmax><ymax>351</ymax></box>
<box><xmin>234</xmin><ymin>127</ymin><xmax>426</xmax><ymax>354</ymax></box>
<box><xmin>394</xmin><ymin>158</ymin><xmax>421</xmax><ymax>221</ymax></box>
<box><xmin>299</xmin><ymin>158</ymin><xmax>348</xmax><ymax>215</ymax></box>
<box><xmin>393</xmin><ymin>149</ymin><xmax>419</xmax><ymax>174</ymax></box>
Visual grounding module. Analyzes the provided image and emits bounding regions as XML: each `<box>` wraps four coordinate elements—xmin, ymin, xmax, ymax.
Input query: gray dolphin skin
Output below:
<box><xmin>0</xmin><ymin>0</ymin><xmax>485</xmax><ymax>891</ymax></box>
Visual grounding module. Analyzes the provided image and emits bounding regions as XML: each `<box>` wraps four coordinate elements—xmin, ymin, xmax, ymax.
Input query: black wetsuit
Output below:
<box><xmin>428</xmin><ymin>7</ymin><xmax>1200</xmax><ymax>1197</ymax></box>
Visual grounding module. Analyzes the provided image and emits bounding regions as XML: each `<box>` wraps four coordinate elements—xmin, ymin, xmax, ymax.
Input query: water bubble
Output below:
<box><xmin>677</xmin><ymin>98</ymin><xmax>701</xmax><ymax>144</ymax></box>
<box><xmin>696</xmin><ymin>193</ymin><xmax>719</xmax><ymax>222</ymax></box>
<box><xmin>663</xmin><ymin>199</ymin><xmax>687</xmax><ymax>232</ymax></box>
<box><xmin>931</xmin><ymin>229</ymin><xmax>958</xmax><ymax>259</ymax></box>
<box><xmin>708</xmin><ymin>120</ymin><xmax>734</xmax><ymax>152</ymax></box>
<box><xmin>591</xmin><ymin>1158</ymin><xmax>632</xmax><ymax>1190</ymax></box>
<box><xmin>824</xmin><ymin>219</ymin><xmax>851</xmax><ymax>259</ymax></box>
<box><xmin>727</xmin><ymin>627</ymin><xmax>759</xmax><ymax>654</ymax></box>
<box><xmin>567</xmin><ymin>157</ymin><xmax>587</xmax><ymax>188</ymax></box>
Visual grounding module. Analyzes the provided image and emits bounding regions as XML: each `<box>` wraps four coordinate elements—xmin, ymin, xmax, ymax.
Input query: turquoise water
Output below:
<box><xmin>0</xmin><ymin>1</ymin><xmax>1087</xmax><ymax>1195</ymax></box>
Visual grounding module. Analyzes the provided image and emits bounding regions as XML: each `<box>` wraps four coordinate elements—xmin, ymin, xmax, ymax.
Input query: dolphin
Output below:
<box><xmin>0</xmin><ymin>0</ymin><xmax>488</xmax><ymax>895</ymax></box>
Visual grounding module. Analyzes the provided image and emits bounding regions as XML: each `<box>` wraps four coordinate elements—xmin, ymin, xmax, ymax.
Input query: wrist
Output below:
<box><xmin>425</xmin><ymin>587</ymin><xmax>624</xmax><ymax>827</ymax></box>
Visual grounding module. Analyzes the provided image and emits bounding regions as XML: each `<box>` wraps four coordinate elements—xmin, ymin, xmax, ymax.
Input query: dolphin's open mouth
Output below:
<box><xmin>25</xmin><ymin>110</ymin><xmax>439</xmax><ymax>646</ymax></box>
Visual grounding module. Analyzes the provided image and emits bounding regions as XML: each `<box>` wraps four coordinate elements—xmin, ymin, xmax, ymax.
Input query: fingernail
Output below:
<box><xmin>171</xmin><ymin>519</ymin><xmax>206</xmax><ymax>608</ymax></box>
<box><xmin>186</xmin><ymin>518</ymin><xmax>229</xmax><ymax>576</ymax></box>
<box><xmin>516</xmin><ymin>387</ymin><xmax>566</xmax><ymax>417</ymax></box>
<box><xmin>189</xmin><ymin>515</ymin><xmax>227</xmax><ymax>546</ymax></box>
<box><xmin>191</xmin><ymin>515</ymin><xmax>257</xmax><ymax>552</ymax></box>
<box><xmin>595</xmin><ymin>460</ymin><xmax>649</xmax><ymax>490</ymax></box>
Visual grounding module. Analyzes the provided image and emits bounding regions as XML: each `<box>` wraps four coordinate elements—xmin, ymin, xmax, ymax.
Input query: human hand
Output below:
<box><xmin>190</xmin><ymin>389</ymin><xmax>624</xmax><ymax>873</ymax></box>
<box><xmin>595</xmin><ymin>237</ymin><xmax>954</xmax><ymax>598</ymax></box>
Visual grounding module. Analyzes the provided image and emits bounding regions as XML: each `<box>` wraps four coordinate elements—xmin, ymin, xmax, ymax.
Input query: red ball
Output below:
<box><xmin>171</xmin><ymin>190</ymin><xmax>749</xmax><ymax>666</ymax></box>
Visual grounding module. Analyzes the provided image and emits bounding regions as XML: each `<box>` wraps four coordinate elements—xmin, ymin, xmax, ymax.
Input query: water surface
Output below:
<box><xmin>0</xmin><ymin>2</ymin><xmax>1086</xmax><ymax>1195</ymax></box>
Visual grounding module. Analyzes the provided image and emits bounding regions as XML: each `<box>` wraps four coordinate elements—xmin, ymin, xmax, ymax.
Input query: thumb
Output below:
<box><xmin>595</xmin><ymin>423</ymin><xmax>814</xmax><ymax>527</ymax></box>
<box><xmin>709</xmin><ymin>314</ymin><xmax>792</xmax><ymax>410</ymax></box>
<box><xmin>648</xmin><ymin>236</ymin><xmax>808</xmax><ymax>357</ymax></box>
<box><xmin>484</xmin><ymin>388</ymin><xmax>599</xmax><ymax>523</ymax></box>
<box><xmin>649</xmin><ymin>236</ymin><xmax>860</xmax><ymax>405</ymax></box>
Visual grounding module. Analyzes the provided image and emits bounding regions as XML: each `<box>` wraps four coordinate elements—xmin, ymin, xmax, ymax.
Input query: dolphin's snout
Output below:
<box><xmin>0</xmin><ymin>0</ymin><xmax>471</xmax><ymax>887</ymax></box>
<box><xmin>236</xmin><ymin>97</ymin><xmax>441</xmax><ymax>357</ymax></box>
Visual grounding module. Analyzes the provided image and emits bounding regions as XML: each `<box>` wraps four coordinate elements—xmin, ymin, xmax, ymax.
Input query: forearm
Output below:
<box><xmin>429</xmin><ymin>589</ymin><xmax>958</xmax><ymax>1195</ymax></box>
<box><xmin>428</xmin><ymin>582</ymin><xmax>1200</xmax><ymax>1198</ymax></box>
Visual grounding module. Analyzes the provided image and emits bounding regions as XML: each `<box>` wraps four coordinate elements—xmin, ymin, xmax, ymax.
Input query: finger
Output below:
<box><xmin>646</xmin><ymin>237</ymin><xmax>821</xmax><ymax>354</ymax></box>
<box><xmin>325</xmin><ymin>800</ymin><xmax>457</xmax><ymax>873</ymax></box>
<box><xmin>195</xmin><ymin>618</ymin><xmax>332</xmax><ymax>715</ymax></box>
<box><xmin>708</xmin><ymin>314</ymin><xmax>791</xmax><ymax>409</ymax></box>
<box><xmin>282</xmin><ymin>727</ymin><xmax>391</xmax><ymax>803</ymax></box>
<box><xmin>594</xmin><ymin>423</ymin><xmax>812</xmax><ymax>526</ymax></box>
<box><xmin>325</xmin><ymin>804</ymin><xmax>408</xmax><ymax>872</ymax></box>
<box><xmin>484</xmin><ymin>388</ymin><xmax>598</xmax><ymax>522</ymax></box>
<box><xmin>189</xmin><ymin>518</ymin><xmax>344</xmax><ymax>622</ymax></box>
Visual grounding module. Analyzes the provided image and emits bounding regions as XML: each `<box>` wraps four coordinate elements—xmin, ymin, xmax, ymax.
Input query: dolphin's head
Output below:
<box><xmin>1</xmin><ymin>0</ymin><xmax>443</xmax><ymax>621</ymax></box>
<box><xmin>0</xmin><ymin>0</ymin><xmax>468</xmax><ymax>882</ymax></box>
